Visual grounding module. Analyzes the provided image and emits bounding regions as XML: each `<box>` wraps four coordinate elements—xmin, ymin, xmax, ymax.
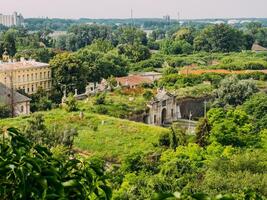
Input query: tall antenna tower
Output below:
<box><xmin>131</xmin><ymin>9</ymin><xmax>134</xmax><ymax>27</ymax></box>
<box><xmin>177</xmin><ymin>12</ymin><xmax>180</xmax><ymax>22</ymax></box>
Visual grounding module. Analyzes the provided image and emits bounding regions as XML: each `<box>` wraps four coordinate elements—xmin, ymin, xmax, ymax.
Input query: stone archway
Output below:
<box><xmin>161</xmin><ymin>108</ymin><xmax>167</xmax><ymax>124</ymax></box>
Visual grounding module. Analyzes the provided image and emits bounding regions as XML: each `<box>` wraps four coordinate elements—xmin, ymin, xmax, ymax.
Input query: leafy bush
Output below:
<box><xmin>143</xmin><ymin>90</ymin><xmax>154</xmax><ymax>100</ymax></box>
<box><xmin>94</xmin><ymin>93</ymin><xmax>106</xmax><ymax>105</ymax></box>
<box><xmin>94</xmin><ymin>105</ymin><xmax>108</xmax><ymax>115</ymax></box>
<box><xmin>0</xmin><ymin>104</ymin><xmax>10</xmax><ymax>119</ymax></box>
<box><xmin>0</xmin><ymin>128</ymin><xmax>111</xmax><ymax>200</ymax></box>
<box><xmin>65</xmin><ymin>94</ymin><xmax>78</xmax><ymax>112</ymax></box>
<box><xmin>23</xmin><ymin>114</ymin><xmax>78</xmax><ymax>149</ymax></box>
<box><xmin>215</xmin><ymin>76</ymin><xmax>259</xmax><ymax>106</ymax></box>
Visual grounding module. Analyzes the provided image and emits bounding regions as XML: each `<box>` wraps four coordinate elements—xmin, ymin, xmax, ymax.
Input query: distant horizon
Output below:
<box><xmin>0</xmin><ymin>0</ymin><xmax>267</xmax><ymax>20</ymax></box>
<box><xmin>22</xmin><ymin>16</ymin><xmax>267</xmax><ymax>21</ymax></box>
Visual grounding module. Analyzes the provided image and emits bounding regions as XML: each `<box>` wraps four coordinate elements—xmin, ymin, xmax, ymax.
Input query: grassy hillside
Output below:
<box><xmin>0</xmin><ymin>108</ymin><xmax>169</xmax><ymax>161</ymax></box>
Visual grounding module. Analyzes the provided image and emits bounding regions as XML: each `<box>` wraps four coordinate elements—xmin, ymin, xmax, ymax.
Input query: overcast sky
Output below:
<box><xmin>0</xmin><ymin>0</ymin><xmax>266</xmax><ymax>19</ymax></box>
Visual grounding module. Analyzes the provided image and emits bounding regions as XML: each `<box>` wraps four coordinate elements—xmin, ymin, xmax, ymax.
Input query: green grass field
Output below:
<box><xmin>0</xmin><ymin>108</ymin><xmax>169</xmax><ymax>161</ymax></box>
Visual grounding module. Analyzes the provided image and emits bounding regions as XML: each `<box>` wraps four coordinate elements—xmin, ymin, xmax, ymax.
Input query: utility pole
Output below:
<box><xmin>131</xmin><ymin>9</ymin><xmax>134</xmax><ymax>27</ymax></box>
<box><xmin>10</xmin><ymin>71</ymin><xmax>15</xmax><ymax>117</ymax></box>
<box><xmin>177</xmin><ymin>11</ymin><xmax>180</xmax><ymax>24</ymax></box>
<box><xmin>7</xmin><ymin>71</ymin><xmax>15</xmax><ymax>117</ymax></box>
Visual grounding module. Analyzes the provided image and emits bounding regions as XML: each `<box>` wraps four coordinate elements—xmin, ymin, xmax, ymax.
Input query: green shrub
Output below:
<box><xmin>94</xmin><ymin>93</ymin><xmax>106</xmax><ymax>105</ymax></box>
<box><xmin>0</xmin><ymin>104</ymin><xmax>10</xmax><ymax>119</ymax></box>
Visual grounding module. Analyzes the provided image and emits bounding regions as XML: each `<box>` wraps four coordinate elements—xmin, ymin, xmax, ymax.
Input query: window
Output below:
<box><xmin>162</xmin><ymin>100</ymin><xmax>167</xmax><ymax>107</ymax></box>
<box><xmin>31</xmin><ymin>74</ymin><xmax>33</xmax><ymax>81</ymax></box>
<box><xmin>40</xmin><ymin>72</ymin><xmax>42</xmax><ymax>79</ymax></box>
<box><xmin>44</xmin><ymin>72</ymin><xmax>46</xmax><ymax>78</ymax></box>
<box><xmin>35</xmin><ymin>73</ymin><xmax>38</xmax><ymax>80</ymax></box>
<box><xmin>20</xmin><ymin>105</ymin><xmax>24</xmax><ymax>113</ymax></box>
<box><xmin>48</xmin><ymin>71</ymin><xmax>50</xmax><ymax>78</ymax></box>
<box><xmin>171</xmin><ymin>109</ymin><xmax>174</xmax><ymax>117</ymax></box>
<box><xmin>27</xmin><ymin>74</ymin><xmax>29</xmax><ymax>81</ymax></box>
<box><xmin>154</xmin><ymin>115</ymin><xmax>157</xmax><ymax>124</ymax></box>
<box><xmin>32</xmin><ymin>85</ymin><xmax>34</xmax><ymax>92</ymax></box>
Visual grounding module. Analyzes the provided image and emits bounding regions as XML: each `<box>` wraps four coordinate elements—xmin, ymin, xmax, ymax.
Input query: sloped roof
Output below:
<box><xmin>116</xmin><ymin>75</ymin><xmax>152</xmax><ymax>86</ymax></box>
<box><xmin>0</xmin><ymin>83</ymin><xmax>31</xmax><ymax>104</ymax></box>
<box><xmin>0</xmin><ymin>60</ymin><xmax>49</xmax><ymax>72</ymax></box>
<box><xmin>251</xmin><ymin>43</ymin><xmax>267</xmax><ymax>51</ymax></box>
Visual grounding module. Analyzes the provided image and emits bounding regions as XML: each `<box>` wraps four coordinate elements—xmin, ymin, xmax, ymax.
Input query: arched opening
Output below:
<box><xmin>161</xmin><ymin>108</ymin><xmax>167</xmax><ymax>124</ymax></box>
<box><xmin>143</xmin><ymin>115</ymin><xmax>149</xmax><ymax>124</ymax></box>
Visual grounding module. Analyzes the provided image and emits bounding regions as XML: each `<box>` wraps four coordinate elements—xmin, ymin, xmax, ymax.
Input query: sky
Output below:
<box><xmin>1</xmin><ymin>0</ymin><xmax>267</xmax><ymax>19</ymax></box>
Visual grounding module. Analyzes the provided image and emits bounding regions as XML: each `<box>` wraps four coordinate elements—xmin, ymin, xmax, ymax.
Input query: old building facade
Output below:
<box><xmin>0</xmin><ymin>57</ymin><xmax>52</xmax><ymax>95</ymax></box>
<box><xmin>146</xmin><ymin>89</ymin><xmax>181</xmax><ymax>125</ymax></box>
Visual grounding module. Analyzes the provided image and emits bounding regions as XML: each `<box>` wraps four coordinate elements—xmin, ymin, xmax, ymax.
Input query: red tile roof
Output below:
<box><xmin>179</xmin><ymin>68</ymin><xmax>267</xmax><ymax>75</ymax></box>
<box><xmin>116</xmin><ymin>75</ymin><xmax>153</xmax><ymax>87</ymax></box>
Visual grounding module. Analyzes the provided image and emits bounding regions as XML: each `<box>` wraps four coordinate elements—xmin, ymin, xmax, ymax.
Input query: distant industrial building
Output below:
<box><xmin>0</xmin><ymin>12</ymin><xmax>24</xmax><ymax>27</ymax></box>
<box><xmin>163</xmin><ymin>15</ymin><xmax>171</xmax><ymax>23</ymax></box>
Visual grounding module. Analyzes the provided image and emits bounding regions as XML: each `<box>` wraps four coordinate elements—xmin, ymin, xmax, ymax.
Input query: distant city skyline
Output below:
<box><xmin>0</xmin><ymin>0</ymin><xmax>267</xmax><ymax>19</ymax></box>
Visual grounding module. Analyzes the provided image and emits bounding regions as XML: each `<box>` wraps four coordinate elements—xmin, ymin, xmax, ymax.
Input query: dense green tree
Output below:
<box><xmin>67</xmin><ymin>24</ymin><xmax>113</xmax><ymax>49</ymax></box>
<box><xmin>160</xmin><ymin>39</ymin><xmax>193</xmax><ymax>55</ymax></box>
<box><xmin>194</xmin><ymin>24</ymin><xmax>246</xmax><ymax>52</ymax></box>
<box><xmin>150</xmin><ymin>29</ymin><xmax>166</xmax><ymax>40</ymax></box>
<box><xmin>50</xmin><ymin>52</ymin><xmax>87</xmax><ymax>93</ymax></box>
<box><xmin>118</xmin><ymin>44</ymin><xmax>151</xmax><ymax>62</ymax></box>
<box><xmin>173</xmin><ymin>27</ymin><xmax>195</xmax><ymax>44</ymax></box>
<box><xmin>1</xmin><ymin>29</ymin><xmax>18</xmax><ymax>56</ymax></box>
<box><xmin>78</xmin><ymin>48</ymin><xmax>128</xmax><ymax>82</ymax></box>
<box><xmin>116</xmin><ymin>26</ymin><xmax>148</xmax><ymax>45</ymax></box>
<box><xmin>199</xmin><ymin>149</ymin><xmax>267</xmax><ymax>196</ymax></box>
<box><xmin>88</xmin><ymin>39</ymin><xmax>114</xmax><ymax>53</ymax></box>
<box><xmin>15</xmin><ymin>48</ymin><xmax>58</xmax><ymax>63</ymax></box>
<box><xmin>241</xmin><ymin>93</ymin><xmax>267</xmax><ymax>131</ymax></box>
<box><xmin>207</xmin><ymin>108</ymin><xmax>259</xmax><ymax>147</ymax></box>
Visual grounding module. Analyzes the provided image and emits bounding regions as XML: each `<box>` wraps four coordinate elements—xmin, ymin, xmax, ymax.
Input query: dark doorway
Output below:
<box><xmin>161</xmin><ymin>108</ymin><xmax>167</xmax><ymax>124</ymax></box>
<box><xmin>143</xmin><ymin>115</ymin><xmax>149</xmax><ymax>124</ymax></box>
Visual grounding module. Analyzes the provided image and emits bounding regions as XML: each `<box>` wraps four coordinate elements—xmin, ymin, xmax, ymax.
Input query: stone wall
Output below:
<box><xmin>177</xmin><ymin>96</ymin><xmax>212</xmax><ymax>120</ymax></box>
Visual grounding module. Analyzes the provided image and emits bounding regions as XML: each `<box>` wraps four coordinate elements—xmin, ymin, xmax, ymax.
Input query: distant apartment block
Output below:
<box><xmin>0</xmin><ymin>12</ymin><xmax>24</xmax><ymax>27</ymax></box>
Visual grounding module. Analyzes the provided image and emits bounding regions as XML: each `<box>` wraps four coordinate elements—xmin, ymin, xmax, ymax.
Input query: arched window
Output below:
<box><xmin>20</xmin><ymin>105</ymin><xmax>24</xmax><ymax>113</ymax></box>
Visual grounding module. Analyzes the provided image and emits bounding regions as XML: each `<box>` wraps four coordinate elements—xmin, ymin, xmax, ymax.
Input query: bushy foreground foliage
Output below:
<box><xmin>0</xmin><ymin>128</ymin><xmax>111</xmax><ymax>200</ymax></box>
